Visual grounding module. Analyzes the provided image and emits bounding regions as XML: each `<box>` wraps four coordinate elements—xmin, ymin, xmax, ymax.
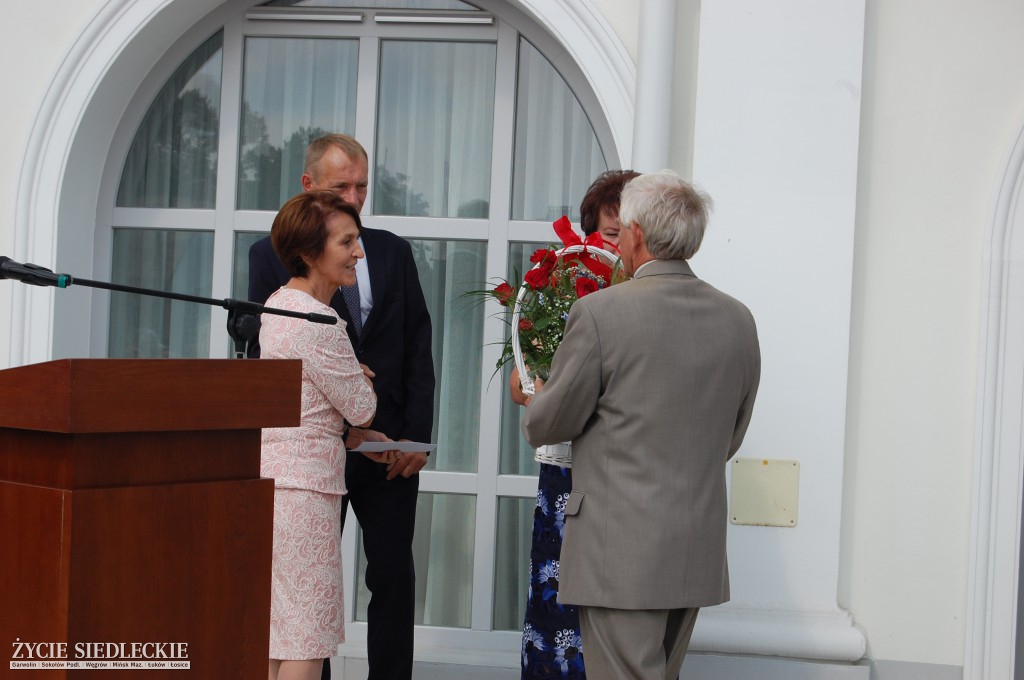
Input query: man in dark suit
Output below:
<box><xmin>522</xmin><ymin>171</ymin><xmax>760</xmax><ymax>680</ymax></box>
<box><xmin>249</xmin><ymin>134</ymin><xmax>434</xmax><ymax>680</ymax></box>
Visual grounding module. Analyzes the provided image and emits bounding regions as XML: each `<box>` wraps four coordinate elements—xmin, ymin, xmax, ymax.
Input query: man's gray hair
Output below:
<box><xmin>619</xmin><ymin>170</ymin><xmax>712</xmax><ymax>260</ymax></box>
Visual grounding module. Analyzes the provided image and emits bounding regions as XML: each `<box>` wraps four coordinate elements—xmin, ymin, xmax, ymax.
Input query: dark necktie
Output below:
<box><xmin>342</xmin><ymin>281</ymin><xmax>362</xmax><ymax>337</ymax></box>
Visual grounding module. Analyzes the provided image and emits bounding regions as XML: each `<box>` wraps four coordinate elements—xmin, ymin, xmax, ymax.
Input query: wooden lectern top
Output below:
<box><xmin>0</xmin><ymin>358</ymin><xmax>301</xmax><ymax>433</ymax></box>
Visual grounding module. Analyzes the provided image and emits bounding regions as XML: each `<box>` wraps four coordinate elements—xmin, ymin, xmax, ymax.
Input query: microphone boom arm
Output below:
<box><xmin>68</xmin><ymin>275</ymin><xmax>334</xmax><ymax>325</ymax></box>
<box><xmin>0</xmin><ymin>256</ymin><xmax>335</xmax><ymax>357</ymax></box>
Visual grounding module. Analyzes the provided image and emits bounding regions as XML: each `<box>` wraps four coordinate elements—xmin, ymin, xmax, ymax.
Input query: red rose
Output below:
<box><xmin>575</xmin><ymin>277</ymin><xmax>599</xmax><ymax>298</ymax></box>
<box><xmin>524</xmin><ymin>267</ymin><xmax>550</xmax><ymax>289</ymax></box>
<box><xmin>530</xmin><ymin>249</ymin><xmax>556</xmax><ymax>266</ymax></box>
<box><xmin>519</xmin><ymin>318</ymin><xmax>534</xmax><ymax>331</ymax></box>
<box><xmin>492</xmin><ymin>282</ymin><xmax>514</xmax><ymax>306</ymax></box>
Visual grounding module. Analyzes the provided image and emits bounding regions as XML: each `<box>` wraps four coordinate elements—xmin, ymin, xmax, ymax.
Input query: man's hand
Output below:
<box><xmin>386</xmin><ymin>446</ymin><xmax>428</xmax><ymax>480</ymax></box>
<box><xmin>360</xmin><ymin>363</ymin><xmax>375</xmax><ymax>389</ymax></box>
<box><xmin>362</xmin><ymin>449</ymin><xmax>402</xmax><ymax>465</ymax></box>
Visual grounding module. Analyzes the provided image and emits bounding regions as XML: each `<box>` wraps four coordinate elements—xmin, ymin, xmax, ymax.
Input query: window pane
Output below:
<box><xmin>411</xmin><ymin>239</ymin><xmax>486</xmax><ymax>473</ymax></box>
<box><xmin>232</xmin><ymin>232</ymin><xmax>267</xmax><ymax>300</ymax></box>
<box><xmin>117</xmin><ymin>32</ymin><xmax>223</xmax><ymax>209</ymax></box>
<box><xmin>108</xmin><ymin>229</ymin><xmax>213</xmax><ymax>358</ymax></box>
<box><xmin>238</xmin><ymin>37</ymin><xmax>359</xmax><ymax>210</ymax></box>
<box><xmin>493</xmin><ymin>496</ymin><xmax>532</xmax><ymax>630</ymax></box>
<box><xmin>499</xmin><ymin>242</ymin><xmax>546</xmax><ymax>475</ymax></box>
<box><xmin>375</xmin><ymin>41</ymin><xmax>495</xmax><ymax>217</ymax></box>
<box><xmin>263</xmin><ymin>0</ymin><xmax>478</xmax><ymax>9</ymax></box>
<box><xmin>229</xmin><ymin>232</ymin><xmax>268</xmax><ymax>355</ymax></box>
<box><xmin>511</xmin><ymin>38</ymin><xmax>606</xmax><ymax>222</ymax></box>
<box><xmin>355</xmin><ymin>492</ymin><xmax>476</xmax><ymax>628</ymax></box>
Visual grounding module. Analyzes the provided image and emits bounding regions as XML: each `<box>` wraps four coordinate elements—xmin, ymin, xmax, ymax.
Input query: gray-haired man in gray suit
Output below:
<box><xmin>521</xmin><ymin>170</ymin><xmax>761</xmax><ymax>680</ymax></box>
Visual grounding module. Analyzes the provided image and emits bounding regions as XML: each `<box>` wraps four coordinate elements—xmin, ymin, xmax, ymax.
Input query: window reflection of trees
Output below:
<box><xmin>374</xmin><ymin>164</ymin><xmax>430</xmax><ymax>216</ymax></box>
<box><xmin>116</xmin><ymin>31</ymin><xmax>223</xmax><ymax>209</ymax></box>
<box><xmin>237</xmin><ymin>108</ymin><xmax>327</xmax><ymax>209</ymax></box>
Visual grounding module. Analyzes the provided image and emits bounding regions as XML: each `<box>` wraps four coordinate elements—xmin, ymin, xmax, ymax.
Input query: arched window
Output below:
<box><xmin>100</xmin><ymin>0</ymin><xmax>617</xmax><ymax>655</ymax></box>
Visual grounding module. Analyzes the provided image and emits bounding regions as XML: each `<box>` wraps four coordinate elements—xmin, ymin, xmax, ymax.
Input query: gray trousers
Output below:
<box><xmin>579</xmin><ymin>605</ymin><xmax>700</xmax><ymax>680</ymax></box>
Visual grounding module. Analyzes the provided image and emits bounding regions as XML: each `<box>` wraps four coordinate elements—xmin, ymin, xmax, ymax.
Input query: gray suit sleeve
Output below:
<box><xmin>728</xmin><ymin>316</ymin><xmax>762</xmax><ymax>459</ymax></box>
<box><xmin>521</xmin><ymin>302</ymin><xmax>602</xmax><ymax>447</ymax></box>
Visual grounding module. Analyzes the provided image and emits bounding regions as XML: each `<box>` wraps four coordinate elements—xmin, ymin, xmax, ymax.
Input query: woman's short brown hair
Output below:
<box><xmin>271</xmin><ymin>191</ymin><xmax>363</xmax><ymax>277</ymax></box>
<box><xmin>579</xmin><ymin>169</ymin><xmax>641</xmax><ymax>235</ymax></box>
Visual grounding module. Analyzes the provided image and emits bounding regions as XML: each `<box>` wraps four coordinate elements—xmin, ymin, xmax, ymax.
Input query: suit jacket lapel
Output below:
<box><xmin>361</xmin><ymin>228</ymin><xmax>387</xmax><ymax>338</ymax></box>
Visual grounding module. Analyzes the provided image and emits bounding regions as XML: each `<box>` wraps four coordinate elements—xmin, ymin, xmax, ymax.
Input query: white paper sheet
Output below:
<box><xmin>350</xmin><ymin>441</ymin><xmax>436</xmax><ymax>453</ymax></box>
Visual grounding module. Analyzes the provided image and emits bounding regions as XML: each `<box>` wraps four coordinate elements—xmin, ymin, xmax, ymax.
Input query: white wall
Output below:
<box><xmin>844</xmin><ymin>0</ymin><xmax>1024</xmax><ymax>667</ymax></box>
<box><xmin>0</xmin><ymin>1</ymin><xmax>104</xmax><ymax>370</ymax></box>
<box><xmin>600</xmin><ymin>0</ymin><xmax>1024</xmax><ymax>670</ymax></box>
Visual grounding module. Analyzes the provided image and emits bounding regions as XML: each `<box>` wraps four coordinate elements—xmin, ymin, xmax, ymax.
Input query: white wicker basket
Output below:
<box><xmin>535</xmin><ymin>443</ymin><xmax>574</xmax><ymax>467</ymax></box>
<box><xmin>512</xmin><ymin>243</ymin><xmax>620</xmax><ymax>467</ymax></box>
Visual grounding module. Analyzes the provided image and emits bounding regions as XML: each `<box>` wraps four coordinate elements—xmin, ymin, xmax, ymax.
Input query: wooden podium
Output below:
<box><xmin>0</xmin><ymin>359</ymin><xmax>300</xmax><ymax>678</ymax></box>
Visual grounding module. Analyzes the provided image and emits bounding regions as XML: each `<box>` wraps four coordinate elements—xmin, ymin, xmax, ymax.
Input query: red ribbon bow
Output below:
<box><xmin>551</xmin><ymin>216</ymin><xmax>615</xmax><ymax>285</ymax></box>
<box><xmin>553</xmin><ymin>216</ymin><xmax>605</xmax><ymax>250</ymax></box>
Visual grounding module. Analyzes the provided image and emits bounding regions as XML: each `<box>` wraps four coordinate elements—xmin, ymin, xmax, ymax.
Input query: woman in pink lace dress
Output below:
<box><xmin>260</xmin><ymin>191</ymin><xmax>390</xmax><ymax>680</ymax></box>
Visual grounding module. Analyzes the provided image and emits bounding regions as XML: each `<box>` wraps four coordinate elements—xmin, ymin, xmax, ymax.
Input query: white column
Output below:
<box><xmin>631</xmin><ymin>0</ymin><xmax>677</xmax><ymax>171</ymax></box>
<box><xmin>689</xmin><ymin>0</ymin><xmax>868</xmax><ymax>662</ymax></box>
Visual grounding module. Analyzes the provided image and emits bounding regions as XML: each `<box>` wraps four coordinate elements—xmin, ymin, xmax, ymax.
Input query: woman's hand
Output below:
<box><xmin>349</xmin><ymin>428</ymin><xmax>403</xmax><ymax>465</ymax></box>
<box><xmin>525</xmin><ymin>377</ymin><xmax>544</xmax><ymax>406</ymax></box>
<box><xmin>346</xmin><ymin>427</ymin><xmax>368</xmax><ymax>450</ymax></box>
<box><xmin>509</xmin><ymin>366</ymin><xmax>529</xmax><ymax>406</ymax></box>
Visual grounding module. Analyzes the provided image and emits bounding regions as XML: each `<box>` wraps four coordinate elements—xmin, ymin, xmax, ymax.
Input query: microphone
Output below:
<box><xmin>0</xmin><ymin>257</ymin><xmax>72</xmax><ymax>288</ymax></box>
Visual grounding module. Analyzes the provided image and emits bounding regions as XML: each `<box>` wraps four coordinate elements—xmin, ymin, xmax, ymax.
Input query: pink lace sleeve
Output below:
<box><xmin>306</xmin><ymin>321</ymin><xmax>376</xmax><ymax>427</ymax></box>
<box><xmin>260</xmin><ymin>288</ymin><xmax>377</xmax><ymax>428</ymax></box>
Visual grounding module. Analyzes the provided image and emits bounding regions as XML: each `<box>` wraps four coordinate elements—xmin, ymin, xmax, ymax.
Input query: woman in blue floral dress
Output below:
<box><xmin>520</xmin><ymin>460</ymin><xmax>585</xmax><ymax>678</ymax></box>
<box><xmin>513</xmin><ymin>170</ymin><xmax>639</xmax><ymax>680</ymax></box>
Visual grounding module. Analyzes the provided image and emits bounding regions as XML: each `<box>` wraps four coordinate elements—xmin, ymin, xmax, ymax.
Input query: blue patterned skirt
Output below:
<box><xmin>521</xmin><ymin>463</ymin><xmax>586</xmax><ymax>679</ymax></box>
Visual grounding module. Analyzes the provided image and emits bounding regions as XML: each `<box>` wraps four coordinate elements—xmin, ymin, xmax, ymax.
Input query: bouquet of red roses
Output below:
<box><xmin>490</xmin><ymin>216</ymin><xmax>625</xmax><ymax>392</ymax></box>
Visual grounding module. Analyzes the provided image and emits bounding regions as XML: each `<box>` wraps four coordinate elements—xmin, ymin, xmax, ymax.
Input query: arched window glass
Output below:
<box><xmin>512</xmin><ymin>38</ymin><xmax>605</xmax><ymax>222</ymax></box>
<box><xmin>116</xmin><ymin>31</ymin><xmax>223</xmax><ymax>209</ymax></box>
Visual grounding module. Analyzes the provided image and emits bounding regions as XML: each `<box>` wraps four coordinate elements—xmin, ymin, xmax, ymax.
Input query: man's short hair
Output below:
<box><xmin>619</xmin><ymin>170</ymin><xmax>712</xmax><ymax>260</ymax></box>
<box><xmin>304</xmin><ymin>134</ymin><xmax>369</xmax><ymax>179</ymax></box>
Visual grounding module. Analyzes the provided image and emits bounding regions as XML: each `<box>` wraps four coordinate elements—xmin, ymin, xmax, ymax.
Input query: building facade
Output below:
<box><xmin>2</xmin><ymin>1</ymin><xmax>1023</xmax><ymax>678</ymax></box>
